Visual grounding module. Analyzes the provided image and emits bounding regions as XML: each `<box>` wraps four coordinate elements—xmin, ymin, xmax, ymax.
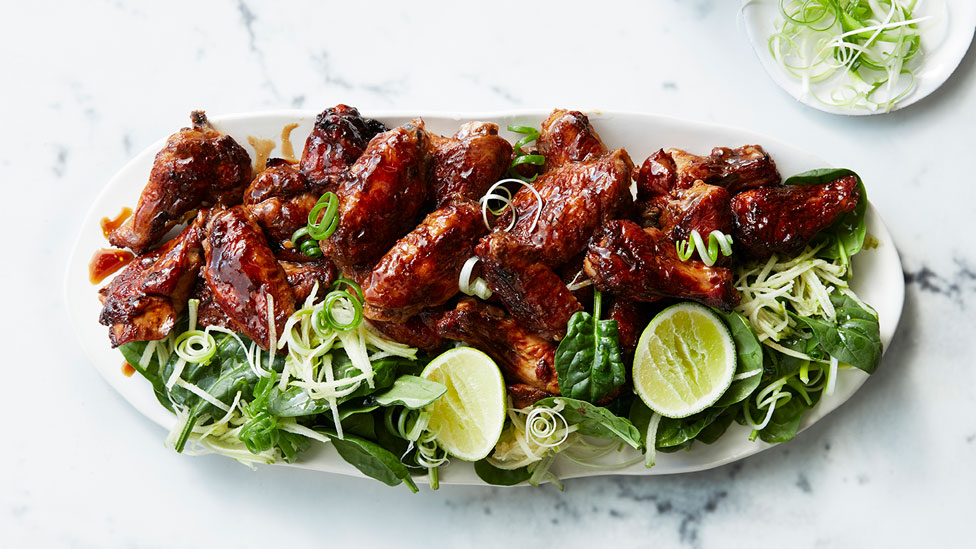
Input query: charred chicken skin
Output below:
<box><xmin>732</xmin><ymin>175</ymin><xmax>860</xmax><ymax>259</ymax></box>
<box><xmin>203</xmin><ymin>207</ymin><xmax>295</xmax><ymax>350</ymax></box>
<box><xmin>437</xmin><ymin>298</ymin><xmax>559</xmax><ymax>396</ymax></box>
<box><xmin>429</xmin><ymin>122</ymin><xmax>513</xmax><ymax>206</ymax></box>
<box><xmin>584</xmin><ymin>219</ymin><xmax>739</xmax><ymax>311</ymax></box>
<box><xmin>364</xmin><ymin>200</ymin><xmax>487</xmax><ymax>323</ymax></box>
<box><xmin>669</xmin><ymin>145</ymin><xmax>781</xmax><ymax>193</ymax></box>
<box><xmin>368</xmin><ymin>308</ymin><xmax>447</xmax><ymax>353</ymax></box>
<box><xmin>319</xmin><ymin>122</ymin><xmax>431</xmax><ymax>267</ymax></box>
<box><xmin>109</xmin><ymin>111</ymin><xmax>252</xmax><ymax>254</ymax></box>
<box><xmin>99</xmin><ymin>213</ymin><xmax>206</xmax><ymax>347</ymax></box>
<box><xmin>300</xmin><ymin>104</ymin><xmax>387</xmax><ymax>189</ymax></box>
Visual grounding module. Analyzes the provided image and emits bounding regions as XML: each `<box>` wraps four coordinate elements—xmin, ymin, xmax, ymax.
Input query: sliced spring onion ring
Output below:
<box><xmin>676</xmin><ymin>229</ymin><xmax>734</xmax><ymax>266</ymax></box>
<box><xmin>508</xmin><ymin>125</ymin><xmax>544</xmax><ymax>182</ymax></box>
<box><xmin>174</xmin><ymin>330</ymin><xmax>217</xmax><ymax>364</ymax></box>
<box><xmin>458</xmin><ymin>256</ymin><xmax>493</xmax><ymax>300</ymax></box>
<box><xmin>479</xmin><ymin>178</ymin><xmax>544</xmax><ymax>233</ymax></box>
<box><xmin>307</xmin><ymin>191</ymin><xmax>340</xmax><ymax>239</ymax></box>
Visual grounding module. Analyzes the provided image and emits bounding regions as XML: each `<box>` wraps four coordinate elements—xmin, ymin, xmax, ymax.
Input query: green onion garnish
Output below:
<box><xmin>307</xmin><ymin>191</ymin><xmax>340</xmax><ymax>240</ymax></box>
<box><xmin>173</xmin><ymin>330</ymin><xmax>217</xmax><ymax>364</ymax></box>
<box><xmin>508</xmin><ymin>125</ymin><xmax>544</xmax><ymax>182</ymax></box>
<box><xmin>675</xmin><ymin>230</ymin><xmax>734</xmax><ymax>266</ymax></box>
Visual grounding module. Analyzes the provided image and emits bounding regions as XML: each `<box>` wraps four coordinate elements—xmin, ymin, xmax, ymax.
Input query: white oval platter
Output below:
<box><xmin>65</xmin><ymin>110</ymin><xmax>905</xmax><ymax>485</ymax></box>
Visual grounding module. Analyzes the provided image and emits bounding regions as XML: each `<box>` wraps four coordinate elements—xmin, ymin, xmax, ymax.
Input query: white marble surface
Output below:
<box><xmin>3</xmin><ymin>1</ymin><xmax>974</xmax><ymax>547</ymax></box>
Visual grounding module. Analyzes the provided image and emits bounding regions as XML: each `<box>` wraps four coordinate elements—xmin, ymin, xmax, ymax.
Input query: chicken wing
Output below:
<box><xmin>299</xmin><ymin>104</ymin><xmax>386</xmax><ymax>189</ymax></box>
<box><xmin>437</xmin><ymin>298</ymin><xmax>559</xmax><ymax>395</ymax></box>
<box><xmin>109</xmin><ymin>111</ymin><xmax>251</xmax><ymax>253</ymax></box>
<box><xmin>668</xmin><ymin>145</ymin><xmax>780</xmax><ymax>193</ymax></box>
<box><xmin>364</xmin><ymin>200</ymin><xmax>487</xmax><ymax>323</ymax></box>
<box><xmin>319</xmin><ymin>122</ymin><xmax>431</xmax><ymax>267</ymax></box>
<box><xmin>732</xmin><ymin>175</ymin><xmax>860</xmax><ymax>259</ymax></box>
<box><xmin>203</xmin><ymin>207</ymin><xmax>295</xmax><ymax>349</ymax></box>
<box><xmin>584</xmin><ymin>220</ymin><xmax>739</xmax><ymax>311</ymax></box>
<box><xmin>659</xmin><ymin>180</ymin><xmax>734</xmax><ymax>242</ymax></box>
<box><xmin>99</xmin><ymin>213</ymin><xmax>206</xmax><ymax>346</ymax></box>
<box><xmin>279</xmin><ymin>260</ymin><xmax>337</xmax><ymax>303</ymax></box>
<box><xmin>244</xmin><ymin>158</ymin><xmax>311</xmax><ymax>204</ymax></box>
<box><xmin>476</xmin><ymin>235</ymin><xmax>582</xmax><ymax>340</ymax></box>
<box><xmin>429</xmin><ymin>121</ymin><xmax>512</xmax><ymax>206</ymax></box>
<box><xmin>537</xmin><ymin>109</ymin><xmax>608</xmax><ymax>171</ymax></box>
<box><xmin>367</xmin><ymin>307</ymin><xmax>447</xmax><ymax>352</ymax></box>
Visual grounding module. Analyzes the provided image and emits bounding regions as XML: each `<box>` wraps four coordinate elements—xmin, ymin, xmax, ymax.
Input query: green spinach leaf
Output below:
<box><xmin>791</xmin><ymin>294</ymin><xmax>882</xmax><ymax>374</ymax></box>
<box><xmin>370</xmin><ymin>375</ymin><xmax>446</xmax><ymax>409</ymax></box>
<box><xmin>119</xmin><ymin>341</ymin><xmax>174</xmax><ymax>413</ymax></box>
<box><xmin>784</xmin><ymin>168</ymin><xmax>867</xmax><ymax>262</ymax></box>
<box><xmin>713</xmin><ymin>310</ymin><xmax>764</xmax><ymax>407</ymax></box>
<box><xmin>474</xmin><ymin>459</ymin><xmax>531</xmax><ymax>486</ymax></box>
<box><xmin>537</xmin><ymin>397</ymin><xmax>641</xmax><ymax>449</ymax></box>
<box><xmin>326</xmin><ymin>429</ymin><xmax>418</xmax><ymax>492</ymax></box>
<box><xmin>554</xmin><ymin>292</ymin><xmax>626</xmax><ymax>403</ymax></box>
<box><xmin>266</xmin><ymin>356</ymin><xmax>404</xmax><ymax>417</ymax></box>
<box><xmin>656</xmin><ymin>407</ymin><xmax>729</xmax><ymax>449</ymax></box>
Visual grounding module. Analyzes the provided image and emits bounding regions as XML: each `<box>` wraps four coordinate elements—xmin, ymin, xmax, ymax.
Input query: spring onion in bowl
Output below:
<box><xmin>769</xmin><ymin>0</ymin><xmax>937</xmax><ymax>112</ymax></box>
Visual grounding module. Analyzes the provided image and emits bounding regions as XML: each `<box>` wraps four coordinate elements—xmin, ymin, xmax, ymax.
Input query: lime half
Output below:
<box><xmin>633</xmin><ymin>303</ymin><xmax>736</xmax><ymax>418</ymax></box>
<box><xmin>421</xmin><ymin>347</ymin><xmax>507</xmax><ymax>461</ymax></box>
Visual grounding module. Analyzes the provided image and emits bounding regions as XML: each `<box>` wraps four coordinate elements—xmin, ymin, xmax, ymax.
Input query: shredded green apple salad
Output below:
<box><xmin>118</xmin><ymin>165</ymin><xmax>882</xmax><ymax>490</ymax></box>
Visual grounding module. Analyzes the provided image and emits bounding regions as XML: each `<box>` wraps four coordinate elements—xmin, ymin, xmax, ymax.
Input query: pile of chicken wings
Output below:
<box><xmin>99</xmin><ymin>106</ymin><xmax>859</xmax><ymax>408</ymax></box>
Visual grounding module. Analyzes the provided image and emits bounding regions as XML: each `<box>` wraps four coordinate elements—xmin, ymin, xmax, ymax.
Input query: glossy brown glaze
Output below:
<box><xmin>732</xmin><ymin>175</ymin><xmax>860</xmax><ymax>259</ymax></box>
<box><xmin>659</xmin><ymin>180</ymin><xmax>734</xmax><ymax>242</ymax></box>
<box><xmin>500</xmin><ymin>149</ymin><xmax>635</xmax><ymax>266</ymax></box>
<box><xmin>190</xmin><ymin>277</ymin><xmax>235</xmax><ymax>329</ymax></box>
<box><xmin>299</xmin><ymin>104</ymin><xmax>386</xmax><ymax>189</ymax></box>
<box><xmin>367</xmin><ymin>308</ymin><xmax>447</xmax><ymax>352</ymax></box>
<box><xmin>537</xmin><ymin>109</ymin><xmax>608</xmax><ymax>171</ymax></box>
<box><xmin>669</xmin><ymin>145</ymin><xmax>780</xmax><ymax>193</ymax></box>
<box><xmin>100</xmin><ymin>207</ymin><xmax>132</xmax><ymax>239</ymax></box>
<box><xmin>203</xmin><ymin>207</ymin><xmax>295</xmax><ymax>349</ymax></box>
<box><xmin>109</xmin><ymin>112</ymin><xmax>252</xmax><ymax>253</ymax></box>
<box><xmin>89</xmin><ymin>248</ymin><xmax>135</xmax><ymax>284</ymax></box>
<box><xmin>437</xmin><ymin>298</ymin><xmax>559</xmax><ymax>394</ymax></box>
<box><xmin>280</xmin><ymin>260</ymin><xmax>337</xmax><ymax>303</ymax></box>
<box><xmin>243</xmin><ymin>159</ymin><xmax>311</xmax><ymax>204</ymax></box>
<box><xmin>584</xmin><ymin>220</ymin><xmax>739</xmax><ymax>312</ymax></box>
<box><xmin>364</xmin><ymin>200</ymin><xmax>487</xmax><ymax>323</ymax></box>
<box><xmin>429</xmin><ymin>121</ymin><xmax>512</xmax><ymax>206</ymax></box>
<box><xmin>98</xmin><ymin>213</ymin><xmax>206</xmax><ymax>347</ymax></box>
<box><xmin>476</xmin><ymin>235</ymin><xmax>582</xmax><ymax>340</ymax></box>
<box><xmin>607</xmin><ymin>297</ymin><xmax>652</xmax><ymax>356</ymax></box>
<box><xmin>320</xmin><ymin>122</ymin><xmax>431</xmax><ymax>267</ymax></box>
<box><xmin>247</xmin><ymin>192</ymin><xmax>319</xmax><ymax>244</ymax></box>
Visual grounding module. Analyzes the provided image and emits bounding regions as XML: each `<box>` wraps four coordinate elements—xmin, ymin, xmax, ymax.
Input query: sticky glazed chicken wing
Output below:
<box><xmin>584</xmin><ymin>220</ymin><xmax>739</xmax><ymax>311</ymax></box>
<box><xmin>437</xmin><ymin>298</ymin><xmax>559</xmax><ymax>396</ymax></box>
<box><xmin>537</xmin><ymin>109</ymin><xmax>608</xmax><ymax>171</ymax></box>
<box><xmin>732</xmin><ymin>175</ymin><xmax>860</xmax><ymax>259</ymax></box>
<box><xmin>668</xmin><ymin>145</ymin><xmax>781</xmax><ymax>193</ymax></box>
<box><xmin>203</xmin><ymin>207</ymin><xmax>296</xmax><ymax>349</ymax></box>
<box><xmin>99</xmin><ymin>213</ymin><xmax>206</xmax><ymax>346</ymax></box>
<box><xmin>429</xmin><ymin>121</ymin><xmax>513</xmax><ymax>206</ymax></box>
<box><xmin>279</xmin><ymin>260</ymin><xmax>337</xmax><ymax>302</ymax></box>
<box><xmin>364</xmin><ymin>200</ymin><xmax>487</xmax><ymax>323</ymax></box>
<box><xmin>658</xmin><ymin>180</ymin><xmax>734</xmax><ymax>242</ymax></box>
<box><xmin>109</xmin><ymin>111</ymin><xmax>252</xmax><ymax>254</ymax></box>
<box><xmin>319</xmin><ymin>122</ymin><xmax>431</xmax><ymax>267</ymax></box>
<box><xmin>368</xmin><ymin>308</ymin><xmax>447</xmax><ymax>352</ymax></box>
<box><xmin>300</xmin><ymin>104</ymin><xmax>387</xmax><ymax>189</ymax></box>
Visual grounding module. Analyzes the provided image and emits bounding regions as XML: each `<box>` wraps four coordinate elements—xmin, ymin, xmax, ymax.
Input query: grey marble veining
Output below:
<box><xmin>2</xmin><ymin>0</ymin><xmax>974</xmax><ymax>547</ymax></box>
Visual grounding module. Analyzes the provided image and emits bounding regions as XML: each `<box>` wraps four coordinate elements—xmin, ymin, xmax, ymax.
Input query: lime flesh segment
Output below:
<box><xmin>421</xmin><ymin>347</ymin><xmax>507</xmax><ymax>461</ymax></box>
<box><xmin>633</xmin><ymin>303</ymin><xmax>736</xmax><ymax>419</ymax></box>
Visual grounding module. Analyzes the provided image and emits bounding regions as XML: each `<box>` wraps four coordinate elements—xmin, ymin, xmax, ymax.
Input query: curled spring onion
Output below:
<box><xmin>508</xmin><ymin>125</ymin><xmax>545</xmax><ymax>182</ymax></box>
<box><xmin>479</xmin><ymin>178</ymin><xmax>544</xmax><ymax>233</ymax></box>
<box><xmin>307</xmin><ymin>191</ymin><xmax>339</xmax><ymax>240</ymax></box>
<box><xmin>525</xmin><ymin>406</ymin><xmax>571</xmax><ymax>448</ymax></box>
<box><xmin>768</xmin><ymin>0</ymin><xmax>937</xmax><ymax>112</ymax></box>
<box><xmin>174</xmin><ymin>330</ymin><xmax>217</xmax><ymax>364</ymax></box>
<box><xmin>291</xmin><ymin>227</ymin><xmax>323</xmax><ymax>258</ymax></box>
<box><xmin>676</xmin><ymin>230</ymin><xmax>734</xmax><ymax>266</ymax></box>
<box><xmin>458</xmin><ymin>256</ymin><xmax>493</xmax><ymax>300</ymax></box>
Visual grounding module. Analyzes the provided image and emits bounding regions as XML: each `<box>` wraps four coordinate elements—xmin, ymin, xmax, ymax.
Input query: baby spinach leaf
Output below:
<box><xmin>119</xmin><ymin>341</ymin><xmax>174</xmax><ymax>413</ymax></box>
<box><xmin>713</xmin><ymin>310</ymin><xmax>764</xmax><ymax>407</ymax></box>
<box><xmin>370</xmin><ymin>375</ymin><xmax>446</xmax><ymax>409</ymax></box>
<box><xmin>656</xmin><ymin>407</ymin><xmax>728</xmax><ymax>449</ymax></box>
<box><xmin>266</xmin><ymin>357</ymin><xmax>404</xmax><ymax>417</ymax></box>
<box><xmin>784</xmin><ymin>168</ymin><xmax>867</xmax><ymax>263</ymax></box>
<box><xmin>628</xmin><ymin>398</ymin><xmax>653</xmax><ymax>447</ymax></box>
<box><xmin>554</xmin><ymin>292</ymin><xmax>626</xmax><ymax>404</ymax></box>
<box><xmin>791</xmin><ymin>294</ymin><xmax>882</xmax><ymax>374</ymax></box>
<box><xmin>754</xmin><ymin>387</ymin><xmax>821</xmax><ymax>443</ymax></box>
<box><xmin>474</xmin><ymin>459</ymin><xmax>531</xmax><ymax>486</ymax></box>
<box><xmin>326</xmin><ymin>429</ymin><xmax>418</xmax><ymax>492</ymax></box>
<box><xmin>694</xmin><ymin>407</ymin><xmax>737</xmax><ymax>444</ymax></box>
<box><xmin>537</xmin><ymin>397</ymin><xmax>641</xmax><ymax>449</ymax></box>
